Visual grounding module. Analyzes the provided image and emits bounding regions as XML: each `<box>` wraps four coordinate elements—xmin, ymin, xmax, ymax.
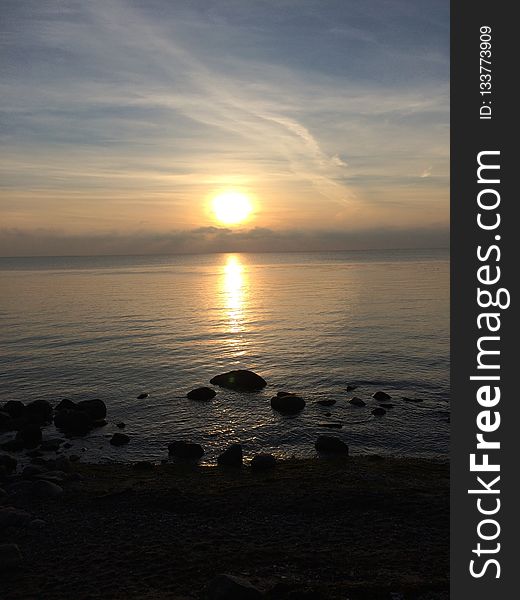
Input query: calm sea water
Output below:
<box><xmin>0</xmin><ymin>250</ymin><xmax>449</xmax><ymax>463</ymax></box>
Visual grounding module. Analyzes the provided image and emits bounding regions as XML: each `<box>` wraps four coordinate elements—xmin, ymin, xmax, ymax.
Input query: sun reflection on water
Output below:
<box><xmin>221</xmin><ymin>255</ymin><xmax>248</xmax><ymax>354</ymax></box>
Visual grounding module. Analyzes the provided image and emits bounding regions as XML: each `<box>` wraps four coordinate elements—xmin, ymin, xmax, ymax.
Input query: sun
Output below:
<box><xmin>212</xmin><ymin>191</ymin><xmax>253</xmax><ymax>225</ymax></box>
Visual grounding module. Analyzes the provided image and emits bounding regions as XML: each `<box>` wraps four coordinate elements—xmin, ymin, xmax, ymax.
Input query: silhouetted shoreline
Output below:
<box><xmin>2</xmin><ymin>455</ymin><xmax>449</xmax><ymax>599</ymax></box>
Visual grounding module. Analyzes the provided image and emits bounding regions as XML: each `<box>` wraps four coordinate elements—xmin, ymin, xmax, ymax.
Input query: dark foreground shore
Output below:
<box><xmin>1</xmin><ymin>456</ymin><xmax>448</xmax><ymax>599</ymax></box>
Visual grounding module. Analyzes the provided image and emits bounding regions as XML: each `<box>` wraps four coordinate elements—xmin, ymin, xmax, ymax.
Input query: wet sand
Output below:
<box><xmin>2</xmin><ymin>456</ymin><xmax>449</xmax><ymax>599</ymax></box>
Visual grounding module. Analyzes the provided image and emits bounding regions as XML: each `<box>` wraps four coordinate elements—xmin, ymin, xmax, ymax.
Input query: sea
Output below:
<box><xmin>0</xmin><ymin>249</ymin><xmax>449</xmax><ymax>463</ymax></box>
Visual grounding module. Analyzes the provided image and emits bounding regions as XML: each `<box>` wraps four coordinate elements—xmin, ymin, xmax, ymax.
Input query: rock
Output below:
<box><xmin>270</xmin><ymin>394</ymin><xmax>305</xmax><ymax>415</ymax></box>
<box><xmin>316</xmin><ymin>399</ymin><xmax>336</xmax><ymax>406</ymax></box>
<box><xmin>26</xmin><ymin>399</ymin><xmax>53</xmax><ymax>423</ymax></box>
<box><xmin>402</xmin><ymin>396</ymin><xmax>423</xmax><ymax>403</ymax></box>
<box><xmin>77</xmin><ymin>399</ymin><xmax>106</xmax><ymax>421</ymax></box>
<box><xmin>55</xmin><ymin>455</ymin><xmax>72</xmax><ymax>472</ymax></box>
<box><xmin>317</xmin><ymin>422</ymin><xmax>343</xmax><ymax>429</ymax></box>
<box><xmin>0</xmin><ymin>507</ymin><xmax>33</xmax><ymax>529</ymax></box>
<box><xmin>40</xmin><ymin>438</ymin><xmax>65</xmax><ymax>452</ymax></box>
<box><xmin>15</xmin><ymin>424</ymin><xmax>42</xmax><ymax>449</ymax></box>
<box><xmin>168</xmin><ymin>441</ymin><xmax>204</xmax><ymax>460</ymax></box>
<box><xmin>372</xmin><ymin>407</ymin><xmax>386</xmax><ymax>416</ymax></box>
<box><xmin>137</xmin><ymin>393</ymin><xmax>149</xmax><ymax>399</ymax></box>
<box><xmin>380</xmin><ymin>403</ymin><xmax>394</xmax><ymax>409</ymax></box>
<box><xmin>372</xmin><ymin>391</ymin><xmax>392</xmax><ymax>401</ymax></box>
<box><xmin>348</xmin><ymin>397</ymin><xmax>366</xmax><ymax>407</ymax></box>
<box><xmin>187</xmin><ymin>387</ymin><xmax>217</xmax><ymax>401</ymax></box>
<box><xmin>250</xmin><ymin>453</ymin><xmax>276</xmax><ymax>472</ymax></box>
<box><xmin>54</xmin><ymin>409</ymin><xmax>93</xmax><ymax>436</ymax></box>
<box><xmin>315</xmin><ymin>435</ymin><xmax>349</xmax><ymax>455</ymax></box>
<box><xmin>3</xmin><ymin>401</ymin><xmax>26</xmax><ymax>419</ymax></box>
<box><xmin>22</xmin><ymin>465</ymin><xmax>47</xmax><ymax>479</ymax></box>
<box><xmin>210</xmin><ymin>370</ymin><xmax>267</xmax><ymax>391</ymax></box>
<box><xmin>205</xmin><ymin>573</ymin><xmax>263</xmax><ymax>600</ymax></box>
<box><xmin>0</xmin><ymin>543</ymin><xmax>23</xmax><ymax>571</ymax></box>
<box><xmin>132</xmin><ymin>461</ymin><xmax>154</xmax><ymax>471</ymax></box>
<box><xmin>110</xmin><ymin>433</ymin><xmax>130</xmax><ymax>446</ymax></box>
<box><xmin>63</xmin><ymin>442</ymin><xmax>73</xmax><ymax>449</ymax></box>
<box><xmin>116</xmin><ymin>422</ymin><xmax>126</xmax><ymax>429</ymax></box>
<box><xmin>217</xmin><ymin>444</ymin><xmax>243</xmax><ymax>467</ymax></box>
<box><xmin>0</xmin><ymin>454</ymin><xmax>17</xmax><ymax>474</ymax></box>
<box><xmin>346</xmin><ymin>385</ymin><xmax>358</xmax><ymax>392</ymax></box>
<box><xmin>55</xmin><ymin>398</ymin><xmax>77</xmax><ymax>411</ymax></box>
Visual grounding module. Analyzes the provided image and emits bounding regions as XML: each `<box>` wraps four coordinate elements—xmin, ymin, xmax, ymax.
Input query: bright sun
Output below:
<box><xmin>212</xmin><ymin>191</ymin><xmax>253</xmax><ymax>225</ymax></box>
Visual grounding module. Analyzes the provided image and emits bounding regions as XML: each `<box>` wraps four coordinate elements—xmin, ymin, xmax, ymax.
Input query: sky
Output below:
<box><xmin>0</xmin><ymin>0</ymin><xmax>449</xmax><ymax>256</ymax></box>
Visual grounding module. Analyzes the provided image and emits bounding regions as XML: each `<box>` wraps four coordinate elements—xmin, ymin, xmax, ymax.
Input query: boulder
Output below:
<box><xmin>55</xmin><ymin>398</ymin><xmax>77</xmax><ymax>411</ymax></box>
<box><xmin>210</xmin><ymin>370</ymin><xmax>266</xmax><ymax>391</ymax></box>
<box><xmin>54</xmin><ymin>409</ymin><xmax>93</xmax><ymax>436</ymax></box>
<box><xmin>77</xmin><ymin>399</ymin><xmax>106</xmax><ymax>421</ymax></box>
<box><xmin>402</xmin><ymin>396</ymin><xmax>423</xmax><ymax>403</ymax></box>
<box><xmin>137</xmin><ymin>393</ymin><xmax>149</xmax><ymax>399</ymax></box>
<box><xmin>26</xmin><ymin>399</ymin><xmax>53</xmax><ymax>423</ymax></box>
<box><xmin>348</xmin><ymin>397</ymin><xmax>366</xmax><ymax>407</ymax></box>
<box><xmin>187</xmin><ymin>387</ymin><xmax>217</xmax><ymax>401</ymax></box>
<box><xmin>110</xmin><ymin>433</ymin><xmax>130</xmax><ymax>446</ymax></box>
<box><xmin>372</xmin><ymin>391</ymin><xmax>392</xmax><ymax>401</ymax></box>
<box><xmin>250</xmin><ymin>453</ymin><xmax>277</xmax><ymax>472</ymax></box>
<box><xmin>15</xmin><ymin>424</ymin><xmax>42</xmax><ymax>449</ymax></box>
<box><xmin>316</xmin><ymin>399</ymin><xmax>336</xmax><ymax>406</ymax></box>
<box><xmin>346</xmin><ymin>385</ymin><xmax>358</xmax><ymax>392</ymax></box>
<box><xmin>3</xmin><ymin>401</ymin><xmax>25</xmax><ymax>419</ymax></box>
<box><xmin>315</xmin><ymin>435</ymin><xmax>349</xmax><ymax>455</ymax></box>
<box><xmin>205</xmin><ymin>573</ymin><xmax>263</xmax><ymax>600</ymax></box>
<box><xmin>217</xmin><ymin>444</ymin><xmax>243</xmax><ymax>467</ymax></box>
<box><xmin>372</xmin><ymin>407</ymin><xmax>386</xmax><ymax>416</ymax></box>
<box><xmin>270</xmin><ymin>394</ymin><xmax>305</xmax><ymax>415</ymax></box>
<box><xmin>168</xmin><ymin>441</ymin><xmax>204</xmax><ymax>460</ymax></box>
<box><xmin>116</xmin><ymin>422</ymin><xmax>126</xmax><ymax>429</ymax></box>
<box><xmin>0</xmin><ymin>543</ymin><xmax>23</xmax><ymax>571</ymax></box>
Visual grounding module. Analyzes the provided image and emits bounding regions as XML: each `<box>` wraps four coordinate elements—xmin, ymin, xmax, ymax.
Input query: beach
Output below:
<box><xmin>1</xmin><ymin>455</ymin><xmax>449</xmax><ymax>599</ymax></box>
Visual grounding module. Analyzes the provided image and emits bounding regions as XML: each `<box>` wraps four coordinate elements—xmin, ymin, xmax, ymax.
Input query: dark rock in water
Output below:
<box><xmin>0</xmin><ymin>507</ymin><xmax>32</xmax><ymax>530</ymax></box>
<box><xmin>315</xmin><ymin>435</ymin><xmax>349</xmax><ymax>455</ymax></box>
<box><xmin>110</xmin><ymin>433</ymin><xmax>130</xmax><ymax>446</ymax></box>
<box><xmin>346</xmin><ymin>384</ymin><xmax>358</xmax><ymax>392</ymax></box>
<box><xmin>132</xmin><ymin>461</ymin><xmax>154</xmax><ymax>471</ymax></box>
<box><xmin>325</xmin><ymin>412</ymin><xmax>332</xmax><ymax>417</ymax></box>
<box><xmin>0</xmin><ymin>543</ymin><xmax>23</xmax><ymax>571</ymax></box>
<box><xmin>3</xmin><ymin>401</ymin><xmax>26</xmax><ymax>419</ymax></box>
<box><xmin>116</xmin><ymin>422</ymin><xmax>126</xmax><ymax>429</ymax></box>
<box><xmin>205</xmin><ymin>573</ymin><xmax>263</xmax><ymax>600</ymax></box>
<box><xmin>187</xmin><ymin>387</ymin><xmax>217</xmax><ymax>401</ymax></box>
<box><xmin>271</xmin><ymin>393</ymin><xmax>305</xmax><ymax>415</ymax></box>
<box><xmin>402</xmin><ymin>396</ymin><xmax>424</xmax><ymax>403</ymax></box>
<box><xmin>15</xmin><ymin>424</ymin><xmax>42</xmax><ymax>449</ymax></box>
<box><xmin>380</xmin><ymin>403</ymin><xmax>394</xmax><ymax>409</ymax></box>
<box><xmin>0</xmin><ymin>454</ymin><xmax>17</xmax><ymax>474</ymax></box>
<box><xmin>54</xmin><ymin>409</ymin><xmax>94</xmax><ymax>436</ymax></box>
<box><xmin>316</xmin><ymin>399</ymin><xmax>336</xmax><ymax>406</ymax></box>
<box><xmin>250</xmin><ymin>453</ymin><xmax>277</xmax><ymax>472</ymax></box>
<box><xmin>317</xmin><ymin>422</ymin><xmax>343</xmax><ymax>429</ymax></box>
<box><xmin>26</xmin><ymin>400</ymin><xmax>53</xmax><ymax>423</ymax></box>
<box><xmin>55</xmin><ymin>398</ymin><xmax>76</xmax><ymax>412</ymax></box>
<box><xmin>372</xmin><ymin>407</ymin><xmax>386</xmax><ymax>416</ymax></box>
<box><xmin>348</xmin><ymin>397</ymin><xmax>366</xmax><ymax>407</ymax></box>
<box><xmin>217</xmin><ymin>444</ymin><xmax>243</xmax><ymax>467</ymax></box>
<box><xmin>77</xmin><ymin>399</ymin><xmax>106</xmax><ymax>421</ymax></box>
<box><xmin>137</xmin><ymin>392</ymin><xmax>149</xmax><ymax>399</ymax></box>
<box><xmin>210</xmin><ymin>370</ymin><xmax>266</xmax><ymax>391</ymax></box>
<box><xmin>373</xmin><ymin>391</ymin><xmax>391</xmax><ymax>401</ymax></box>
<box><xmin>168</xmin><ymin>441</ymin><xmax>204</xmax><ymax>460</ymax></box>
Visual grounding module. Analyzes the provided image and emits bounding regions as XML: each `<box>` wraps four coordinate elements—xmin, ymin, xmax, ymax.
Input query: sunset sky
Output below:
<box><xmin>0</xmin><ymin>0</ymin><xmax>449</xmax><ymax>256</ymax></box>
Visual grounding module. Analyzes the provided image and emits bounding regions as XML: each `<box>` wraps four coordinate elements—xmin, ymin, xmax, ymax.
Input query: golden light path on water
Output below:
<box><xmin>221</xmin><ymin>254</ymin><xmax>248</xmax><ymax>357</ymax></box>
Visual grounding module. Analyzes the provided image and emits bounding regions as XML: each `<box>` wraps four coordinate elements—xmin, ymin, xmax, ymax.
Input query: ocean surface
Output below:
<box><xmin>0</xmin><ymin>250</ymin><xmax>449</xmax><ymax>463</ymax></box>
